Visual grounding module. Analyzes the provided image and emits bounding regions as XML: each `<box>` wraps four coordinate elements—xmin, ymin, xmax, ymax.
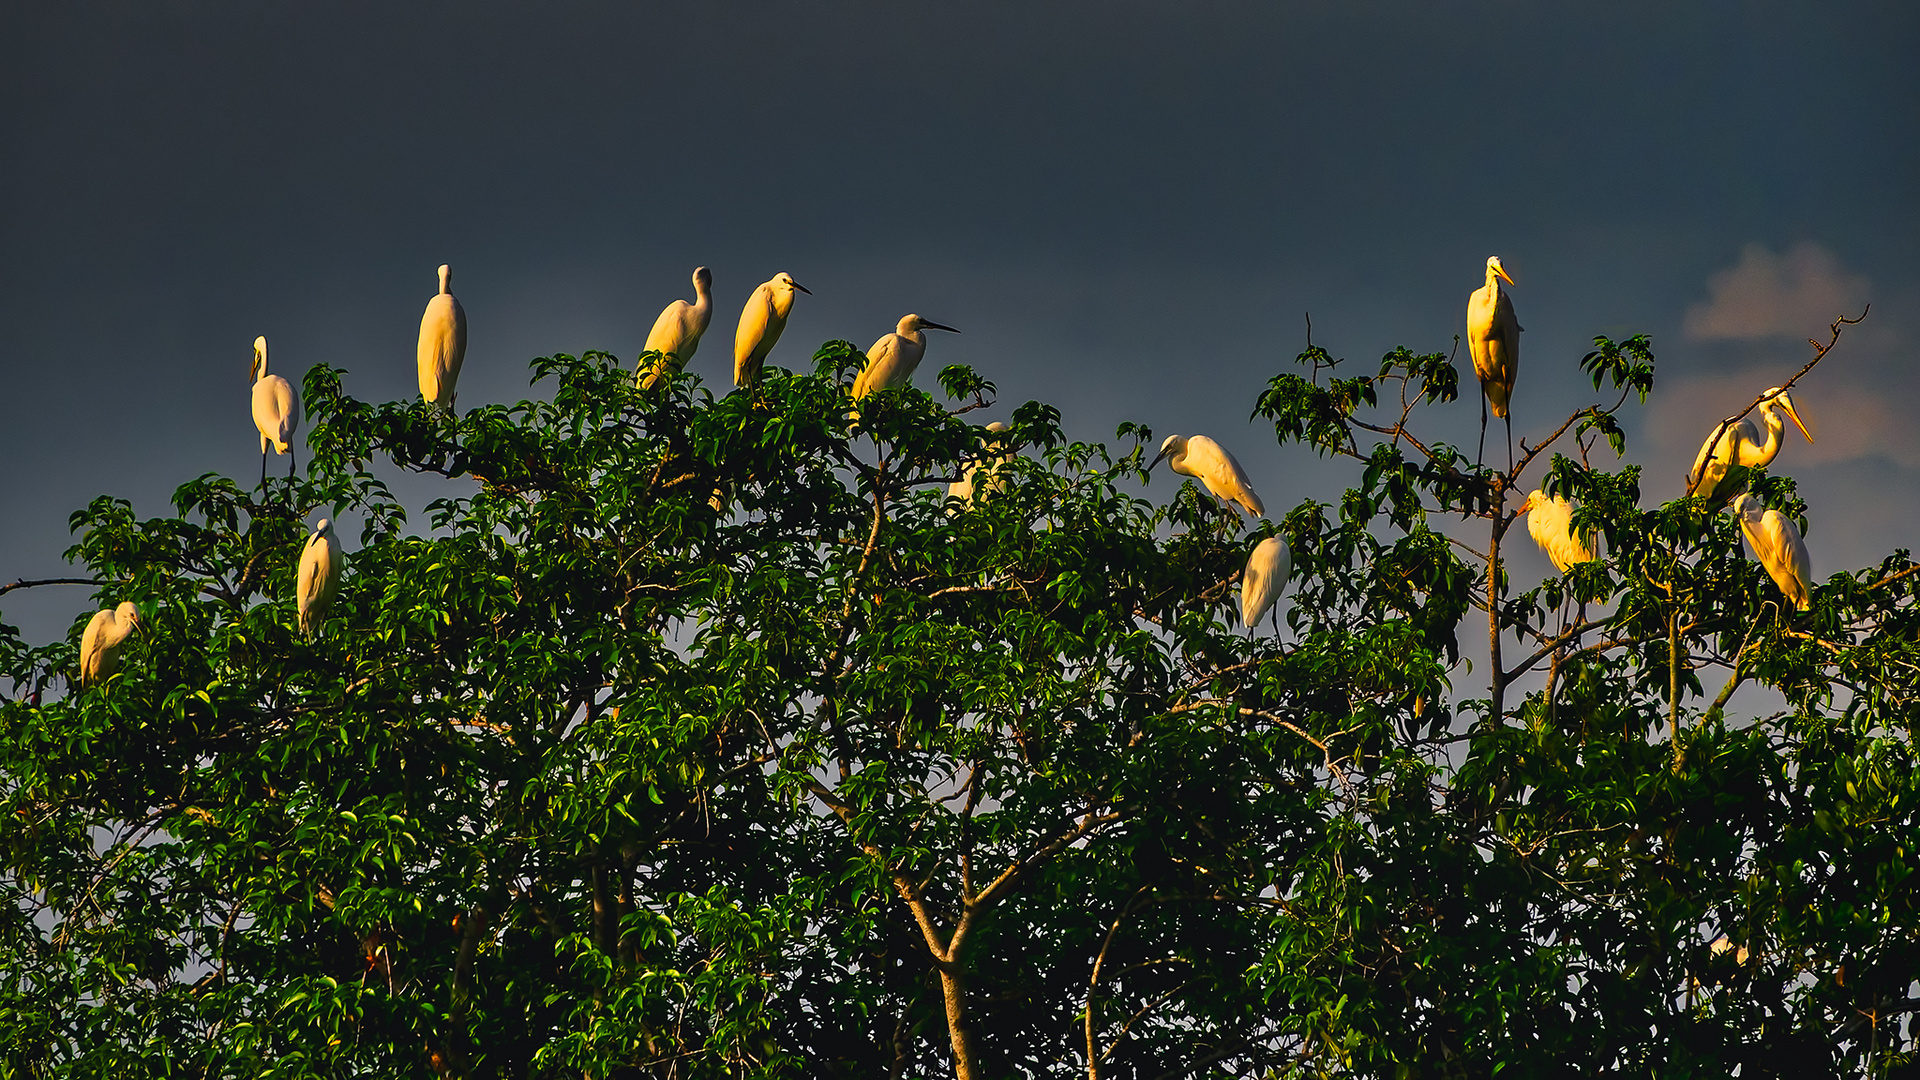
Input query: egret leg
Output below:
<box><xmin>260</xmin><ymin>451</ymin><xmax>268</xmax><ymax>489</ymax></box>
<box><xmin>288</xmin><ymin>450</ymin><xmax>297</xmax><ymax>480</ymax></box>
<box><xmin>1478</xmin><ymin>392</ymin><xmax>1488</xmax><ymax>467</ymax></box>
<box><xmin>1505</xmin><ymin>414</ymin><xmax>1515</xmax><ymax>477</ymax></box>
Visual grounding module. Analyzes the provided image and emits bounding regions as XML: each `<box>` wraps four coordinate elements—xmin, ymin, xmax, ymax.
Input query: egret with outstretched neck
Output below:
<box><xmin>78</xmin><ymin>602</ymin><xmax>141</xmax><ymax>689</ymax></box>
<box><xmin>1467</xmin><ymin>256</ymin><xmax>1521</xmax><ymax>469</ymax></box>
<box><xmin>851</xmin><ymin>314</ymin><xmax>960</xmax><ymax>399</ymax></box>
<box><xmin>734</xmin><ymin>272</ymin><xmax>811</xmax><ymax>388</ymax></box>
<box><xmin>1240</xmin><ymin>535</ymin><xmax>1291</xmax><ymax>632</ymax></box>
<box><xmin>640</xmin><ymin>266</ymin><xmax>714</xmax><ymax>388</ymax></box>
<box><xmin>418</xmin><ymin>264</ymin><xmax>468</xmax><ymax>413</ymax></box>
<box><xmin>298</xmin><ymin>519</ymin><xmax>342</xmax><ymax>638</ymax></box>
<box><xmin>250</xmin><ymin>335</ymin><xmax>299</xmax><ymax>484</ymax></box>
<box><xmin>1732</xmin><ymin>494</ymin><xmax>1812</xmax><ymax>611</ymax></box>
<box><xmin>1686</xmin><ymin>387</ymin><xmax>1813</xmax><ymax>502</ymax></box>
<box><xmin>1149</xmin><ymin>435</ymin><xmax>1265</xmax><ymax>518</ymax></box>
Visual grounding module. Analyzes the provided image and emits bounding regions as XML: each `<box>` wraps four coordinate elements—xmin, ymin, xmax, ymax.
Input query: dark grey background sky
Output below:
<box><xmin>3</xmin><ymin>1</ymin><xmax>1916</xmax><ymax>650</ymax></box>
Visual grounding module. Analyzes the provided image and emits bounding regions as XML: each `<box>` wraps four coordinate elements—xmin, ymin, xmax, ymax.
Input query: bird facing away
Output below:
<box><xmin>1466</xmin><ymin>255</ymin><xmax>1521</xmax><ymax>466</ymax></box>
<box><xmin>1149</xmin><ymin>435</ymin><xmax>1266</xmax><ymax>518</ymax></box>
<box><xmin>948</xmin><ymin>422</ymin><xmax>1012</xmax><ymax>507</ymax></box>
<box><xmin>1521</xmin><ymin>490</ymin><xmax>1598</xmax><ymax>573</ymax></box>
<box><xmin>851</xmin><ymin>314</ymin><xmax>960</xmax><ymax>399</ymax></box>
<box><xmin>734</xmin><ymin>272</ymin><xmax>811</xmax><ymax>388</ymax></box>
<box><xmin>1686</xmin><ymin>387</ymin><xmax>1814</xmax><ymax>502</ymax></box>
<box><xmin>298</xmin><ymin>518</ymin><xmax>342</xmax><ymax>638</ymax></box>
<box><xmin>250</xmin><ymin>335</ymin><xmax>299</xmax><ymax>483</ymax></box>
<box><xmin>1240</xmin><ymin>535</ymin><xmax>1292</xmax><ymax>630</ymax></box>
<box><xmin>78</xmin><ymin>602</ymin><xmax>141</xmax><ymax>689</ymax></box>
<box><xmin>640</xmin><ymin>266</ymin><xmax>714</xmax><ymax>388</ymax></box>
<box><xmin>417</xmin><ymin>264</ymin><xmax>469</xmax><ymax>413</ymax></box>
<box><xmin>1732</xmin><ymin>494</ymin><xmax>1813</xmax><ymax>611</ymax></box>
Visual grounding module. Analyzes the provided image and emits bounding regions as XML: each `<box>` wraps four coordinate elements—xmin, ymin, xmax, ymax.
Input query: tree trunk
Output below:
<box><xmin>939</xmin><ymin>961</ymin><xmax>977</xmax><ymax>1080</ymax></box>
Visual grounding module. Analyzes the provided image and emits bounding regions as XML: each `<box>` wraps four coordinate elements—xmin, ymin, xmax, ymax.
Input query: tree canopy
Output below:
<box><xmin>2</xmin><ymin>323</ymin><xmax>1916</xmax><ymax>1078</ymax></box>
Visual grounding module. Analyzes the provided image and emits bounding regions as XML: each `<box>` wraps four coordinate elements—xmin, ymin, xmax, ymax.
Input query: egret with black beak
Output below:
<box><xmin>250</xmin><ymin>335</ymin><xmax>299</xmax><ymax>484</ymax></box>
<box><xmin>298</xmin><ymin>519</ymin><xmax>342</xmax><ymax>638</ymax></box>
<box><xmin>734</xmin><ymin>272</ymin><xmax>811</xmax><ymax>388</ymax></box>
<box><xmin>78</xmin><ymin>602</ymin><xmax>141</xmax><ymax>689</ymax></box>
<box><xmin>1467</xmin><ymin>256</ymin><xmax>1521</xmax><ymax>469</ymax></box>
<box><xmin>1149</xmin><ymin>435</ymin><xmax>1266</xmax><ymax>518</ymax></box>
<box><xmin>851</xmin><ymin>314</ymin><xmax>960</xmax><ymax>399</ymax></box>
<box><xmin>640</xmin><ymin>266</ymin><xmax>714</xmax><ymax>388</ymax></box>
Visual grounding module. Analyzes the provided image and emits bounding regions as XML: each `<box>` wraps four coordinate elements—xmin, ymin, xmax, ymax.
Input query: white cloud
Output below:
<box><xmin>1682</xmin><ymin>242</ymin><xmax>1870</xmax><ymax>342</ymax></box>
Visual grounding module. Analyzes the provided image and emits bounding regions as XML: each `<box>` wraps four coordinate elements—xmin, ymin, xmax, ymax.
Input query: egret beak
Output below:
<box><xmin>1495</xmin><ymin>266</ymin><xmax>1515</xmax><ymax>286</ymax></box>
<box><xmin>791</xmin><ymin>281</ymin><xmax>813</xmax><ymax>295</ymax></box>
<box><xmin>1782</xmin><ymin>400</ymin><xmax>1813</xmax><ymax>443</ymax></box>
<box><xmin>921</xmin><ymin>320</ymin><xmax>960</xmax><ymax>334</ymax></box>
<box><xmin>1148</xmin><ymin>446</ymin><xmax>1172</xmax><ymax>471</ymax></box>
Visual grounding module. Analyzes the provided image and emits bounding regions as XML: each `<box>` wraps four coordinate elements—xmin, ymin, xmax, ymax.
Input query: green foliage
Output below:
<box><xmin>1</xmin><ymin>332</ymin><xmax>1915</xmax><ymax>1078</ymax></box>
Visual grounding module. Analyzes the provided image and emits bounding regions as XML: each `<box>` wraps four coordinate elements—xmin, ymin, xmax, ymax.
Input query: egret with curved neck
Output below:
<box><xmin>1686</xmin><ymin>387</ymin><xmax>1813</xmax><ymax>502</ymax></box>
<box><xmin>250</xmin><ymin>335</ymin><xmax>299</xmax><ymax>484</ymax></box>
<box><xmin>640</xmin><ymin>266</ymin><xmax>714</xmax><ymax>388</ymax></box>
<box><xmin>1466</xmin><ymin>255</ymin><xmax>1521</xmax><ymax>470</ymax></box>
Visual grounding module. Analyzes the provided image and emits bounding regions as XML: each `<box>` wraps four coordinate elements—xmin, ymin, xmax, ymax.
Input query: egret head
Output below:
<box><xmin>115</xmin><ymin>601</ymin><xmax>141</xmax><ymax>632</ymax></box>
<box><xmin>900</xmin><ymin>314</ymin><xmax>960</xmax><ymax>335</ymax></box>
<box><xmin>251</xmin><ymin>336</ymin><xmax>268</xmax><ymax>380</ymax></box>
<box><xmin>1761</xmin><ymin>387</ymin><xmax>1814</xmax><ymax>444</ymax></box>
<box><xmin>692</xmin><ymin>266</ymin><xmax>713</xmax><ymax>291</ymax></box>
<box><xmin>1487</xmin><ymin>256</ymin><xmax>1514</xmax><ymax>286</ymax></box>
<box><xmin>985</xmin><ymin>421</ymin><xmax>1009</xmax><ymax>433</ymax></box>
<box><xmin>1521</xmin><ymin>489</ymin><xmax>1545</xmax><ymax>513</ymax></box>
<box><xmin>773</xmin><ymin>272</ymin><xmax>812</xmax><ymax>296</ymax></box>
<box><xmin>1730</xmin><ymin>493</ymin><xmax>1762</xmax><ymax>523</ymax></box>
<box><xmin>314</xmin><ymin>518</ymin><xmax>332</xmax><ymax>538</ymax></box>
<box><xmin>1149</xmin><ymin>434</ymin><xmax>1186</xmax><ymax>470</ymax></box>
<box><xmin>437</xmin><ymin>264</ymin><xmax>453</xmax><ymax>294</ymax></box>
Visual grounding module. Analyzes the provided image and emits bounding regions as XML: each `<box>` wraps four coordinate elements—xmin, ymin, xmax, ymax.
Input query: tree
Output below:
<box><xmin>1</xmin><ymin>315</ymin><xmax>1914</xmax><ymax>1079</ymax></box>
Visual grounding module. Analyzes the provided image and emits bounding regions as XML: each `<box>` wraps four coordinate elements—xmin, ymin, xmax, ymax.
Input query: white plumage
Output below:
<box><xmin>1240</xmin><ymin>535</ymin><xmax>1291</xmax><ymax>630</ymax></box>
<box><xmin>249</xmin><ymin>335</ymin><xmax>299</xmax><ymax>481</ymax></box>
<box><xmin>1150</xmin><ymin>434</ymin><xmax>1266</xmax><ymax>518</ymax></box>
<box><xmin>733</xmin><ymin>272</ymin><xmax>810</xmax><ymax>388</ymax></box>
<box><xmin>948</xmin><ymin>422</ymin><xmax>1012</xmax><ymax>507</ymax></box>
<box><xmin>1686</xmin><ymin>387</ymin><xmax>1813</xmax><ymax>501</ymax></box>
<box><xmin>640</xmin><ymin>266</ymin><xmax>714</xmax><ymax>388</ymax></box>
<box><xmin>1466</xmin><ymin>255</ymin><xmax>1521</xmax><ymax>420</ymax></box>
<box><xmin>851</xmin><ymin>314</ymin><xmax>960</xmax><ymax>399</ymax></box>
<box><xmin>417</xmin><ymin>264</ymin><xmax>469</xmax><ymax>412</ymax></box>
<box><xmin>1521</xmin><ymin>490</ymin><xmax>1598</xmax><ymax>573</ymax></box>
<box><xmin>298</xmin><ymin>519</ymin><xmax>342</xmax><ymax>638</ymax></box>
<box><xmin>1732</xmin><ymin>494</ymin><xmax>1813</xmax><ymax>612</ymax></box>
<box><xmin>78</xmin><ymin>602</ymin><xmax>141</xmax><ymax>689</ymax></box>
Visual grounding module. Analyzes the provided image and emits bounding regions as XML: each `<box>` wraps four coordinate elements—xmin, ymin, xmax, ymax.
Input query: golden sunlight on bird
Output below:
<box><xmin>1240</xmin><ymin>535</ymin><xmax>1291</xmax><ymax>631</ymax></box>
<box><xmin>948</xmin><ymin>422</ymin><xmax>1012</xmax><ymax>507</ymax></box>
<box><xmin>250</xmin><ymin>335</ymin><xmax>299</xmax><ymax>484</ymax></box>
<box><xmin>298</xmin><ymin>518</ymin><xmax>342</xmax><ymax>638</ymax></box>
<box><xmin>418</xmin><ymin>263</ymin><xmax>469</xmax><ymax>413</ymax></box>
<box><xmin>1686</xmin><ymin>387</ymin><xmax>1814</xmax><ymax>502</ymax></box>
<box><xmin>1467</xmin><ymin>255</ymin><xmax>1521</xmax><ymax>467</ymax></box>
<box><xmin>1732</xmin><ymin>493</ymin><xmax>1812</xmax><ymax>611</ymax></box>
<box><xmin>1149</xmin><ymin>434</ymin><xmax>1266</xmax><ymax>518</ymax></box>
<box><xmin>640</xmin><ymin>266</ymin><xmax>714</xmax><ymax>388</ymax></box>
<box><xmin>1521</xmin><ymin>490</ymin><xmax>1598</xmax><ymax>573</ymax></box>
<box><xmin>851</xmin><ymin>314</ymin><xmax>960</xmax><ymax>399</ymax></box>
<box><xmin>734</xmin><ymin>272</ymin><xmax>811</xmax><ymax>388</ymax></box>
<box><xmin>78</xmin><ymin>602</ymin><xmax>141</xmax><ymax>689</ymax></box>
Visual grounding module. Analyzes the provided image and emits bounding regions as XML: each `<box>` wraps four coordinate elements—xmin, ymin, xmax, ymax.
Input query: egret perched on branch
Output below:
<box><xmin>1467</xmin><ymin>256</ymin><xmax>1521</xmax><ymax>468</ymax></box>
<box><xmin>78</xmin><ymin>602</ymin><xmax>141</xmax><ymax>689</ymax></box>
<box><xmin>1240</xmin><ymin>535</ymin><xmax>1291</xmax><ymax>631</ymax></box>
<box><xmin>1521</xmin><ymin>490</ymin><xmax>1598</xmax><ymax>573</ymax></box>
<box><xmin>851</xmin><ymin>314</ymin><xmax>960</xmax><ymax>399</ymax></box>
<box><xmin>640</xmin><ymin>266</ymin><xmax>714</xmax><ymax>388</ymax></box>
<box><xmin>1149</xmin><ymin>435</ymin><xmax>1266</xmax><ymax>518</ymax></box>
<box><xmin>948</xmin><ymin>422</ymin><xmax>1012</xmax><ymax>507</ymax></box>
<box><xmin>1686</xmin><ymin>387</ymin><xmax>1813</xmax><ymax>502</ymax></box>
<box><xmin>298</xmin><ymin>519</ymin><xmax>342</xmax><ymax>638</ymax></box>
<box><xmin>250</xmin><ymin>335</ymin><xmax>299</xmax><ymax>484</ymax></box>
<box><xmin>733</xmin><ymin>272</ymin><xmax>811</xmax><ymax>388</ymax></box>
<box><xmin>1732</xmin><ymin>494</ymin><xmax>1812</xmax><ymax>611</ymax></box>
<box><xmin>417</xmin><ymin>264</ymin><xmax>468</xmax><ymax>413</ymax></box>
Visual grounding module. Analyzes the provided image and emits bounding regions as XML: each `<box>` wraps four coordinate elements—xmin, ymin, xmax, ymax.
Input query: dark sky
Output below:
<box><xmin>3</xmin><ymin>1</ymin><xmax>1916</xmax><ymax>645</ymax></box>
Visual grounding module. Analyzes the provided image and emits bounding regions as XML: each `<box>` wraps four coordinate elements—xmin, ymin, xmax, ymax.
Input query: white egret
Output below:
<box><xmin>733</xmin><ymin>272</ymin><xmax>811</xmax><ymax>388</ymax></box>
<box><xmin>78</xmin><ymin>602</ymin><xmax>141</xmax><ymax>689</ymax></box>
<box><xmin>418</xmin><ymin>263</ymin><xmax>469</xmax><ymax>413</ymax></box>
<box><xmin>1732</xmin><ymin>494</ymin><xmax>1812</xmax><ymax>611</ymax></box>
<box><xmin>1685</xmin><ymin>387</ymin><xmax>1813</xmax><ymax>502</ymax></box>
<box><xmin>250</xmin><ymin>335</ymin><xmax>299</xmax><ymax>483</ymax></box>
<box><xmin>850</xmin><ymin>314</ymin><xmax>960</xmax><ymax>399</ymax></box>
<box><xmin>1149</xmin><ymin>435</ymin><xmax>1266</xmax><ymax>518</ymax></box>
<box><xmin>1240</xmin><ymin>535</ymin><xmax>1291</xmax><ymax>631</ymax></box>
<box><xmin>1466</xmin><ymin>256</ymin><xmax>1521</xmax><ymax>468</ymax></box>
<box><xmin>298</xmin><ymin>518</ymin><xmax>342</xmax><ymax>638</ymax></box>
<box><xmin>948</xmin><ymin>422</ymin><xmax>1012</xmax><ymax>507</ymax></box>
<box><xmin>640</xmin><ymin>266</ymin><xmax>714</xmax><ymax>388</ymax></box>
<box><xmin>1521</xmin><ymin>490</ymin><xmax>1598</xmax><ymax>573</ymax></box>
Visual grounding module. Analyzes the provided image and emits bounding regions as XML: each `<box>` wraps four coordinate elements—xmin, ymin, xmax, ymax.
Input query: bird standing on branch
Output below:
<box><xmin>734</xmin><ymin>272</ymin><xmax>811</xmax><ymax>388</ymax></box>
<box><xmin>1732</xmin><ymin>493</ymin><xmax>1813</xmax><ymax>611</ymax></box>
<box><xmin>298</xmin><ymin>519</ymin><xmax>342</xmax><ymax>638</ymax></box>
<box><xmin>1240</xmin><ymin>535</ymin><xmax>1291</xmax><ymax>632</ymax></box>
<box><xmin>948</xmin><ymin>422</ymin><xmax>1012</xmax><ymax>508</ymax></box>
<box><xmin>1521</xmin><ymin>490</ymin><xmax>1597</xmax><ymax>573</ymax></box>
<box><xmin>1149</xmin><ymin>434</ymin><xmax>1266</xmax><ymax>518</ymax></box>
<box><xmin>417</xmin><ymin>264</ymin><xmax>468</xmax><ymax>413</ymax></box>
<box><xmin>851</xmin><ymin>314</ymin><xmax>960</xmax><ymax>399</ymax></box>
<box><xmin>250</xmin><ymin>335</ymin><xmax>299</xmax><ymax>485</ymax></box>
<box><xmin>1467</xmin><ymin>255</ymin><xmax>1521</xmax><ymax>470</ymax></box>
<box><xmin>1686</xmin><ymin>387</ymin><xmax>1813</xmax><ymax>503</ymax></box>
<box><xmin>78</xmin><ymin>602</ymin><xmax>141</xmax><ymax>689</ymax></box>
<box><xmin>640</xmin><ymin>266</ymin><xmax>714</xmax><ymax>388</ymax></box>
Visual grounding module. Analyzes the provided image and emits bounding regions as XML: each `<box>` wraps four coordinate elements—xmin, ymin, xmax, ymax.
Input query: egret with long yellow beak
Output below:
<box><xmin>298</xmin><ymin>519</ymin><xmax>342</xmax><ymax>638</ymax></box>
<box><xmin>851</xmin><ymin>314</ymin><xmax>959</xmax><ymax>399</ymax></box>
<box><xmin>640</xmin><ymin>266</ymin><xmax>714</xmax><ymax>388</ymax></box>
<box><xmin>1686</xmin><ymin>387</ymin><xmax>1813</xmax><ymax>502</ymax></box>
<box><xmin>1521</xmin><ymin>490</ymin><xmax>1598</xmax><ymax>573</ymax></box>
<box><xmin>733</xmin><ymin>272</ymin><xmax>811</xmax><ymax>388</ymax></box>
<box><xmin>417</xmin><ymin>263</ymin><xmax>468</xmax><ymax>413</ymax></box>
<box><xmin>1732</xmin><ymin>494</ymin><xmax>1812</xmax><ymax>611</ymax></box>
<box><xmin>1467</xmin><ymin>256</ymin><xmax>1521</xmax><ymax>468</ymax></box>
<box><xmin>78</xmin><ymin>602</ymin><xmax>141</xmax><ymax>689</ymax></box>
<box><xmin>250</xmin><ymin>335</ymin><xmax>299</xmax><ymax>484</ymax></box>
<box><xmin>1149</xmin><ymin>434</ymin><xmax>1265</xmax><ymax>518</ymax></box>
